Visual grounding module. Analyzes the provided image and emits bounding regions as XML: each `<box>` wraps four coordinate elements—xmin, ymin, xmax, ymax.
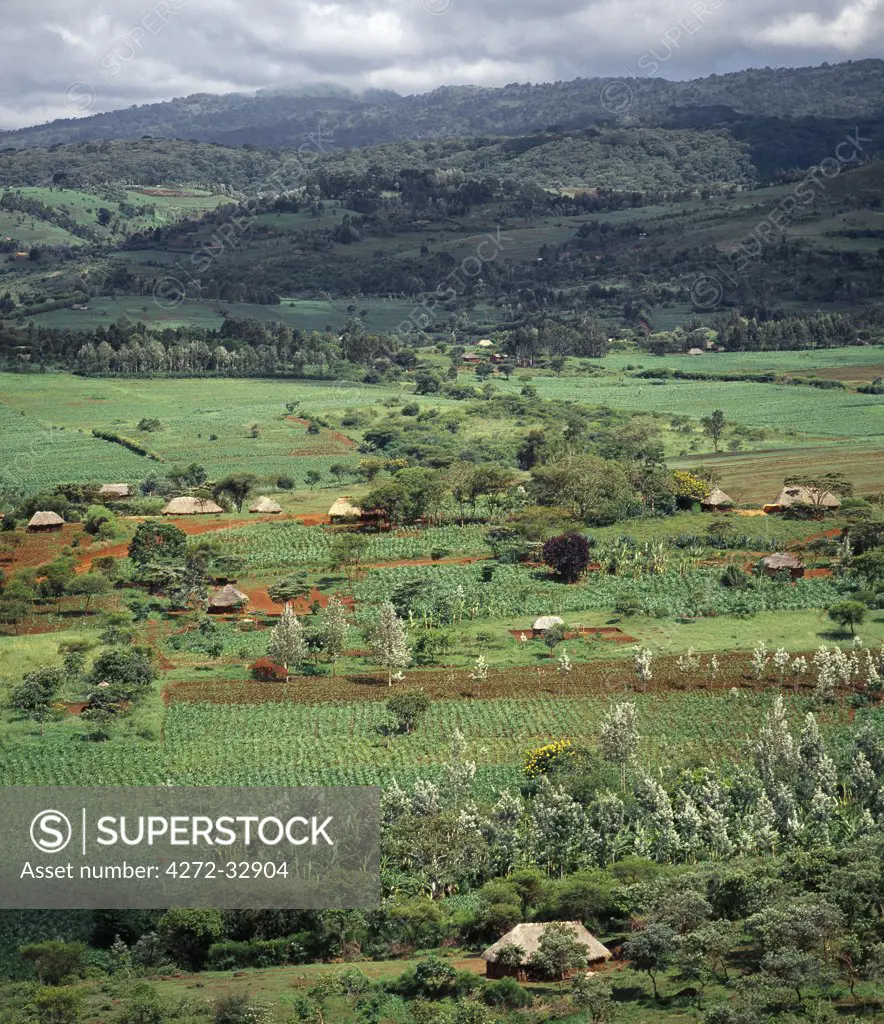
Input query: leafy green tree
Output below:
<box><xmin>527</xmin><ymin>922</ymin><xmax>589</xmax><ymax>980</ymax></box>
<box><xmin>624</xmin><ymin>923</ymin><xmax>674</xmax><ymax>998</ymax></box>
<box><xmin>157</xmin><ymin>908</ymin><xmax>224</xmax><ymax>970</ymax></box>
<box><xmin>83</xmin><ymin>504</ymin><xmax>116</xmax><ymax>536</ymax></box>
<box><xmin>327</xmin><ymin>532</ymin><xmax>369</xmax><ymax>586</ymax></box>
<box><xmin>0</xmin><ymin>577</ymin><xmax>36</xmax><ymax>632</ymax></box>
<box><xmin>31</xmin><ymin>986</ymin><xmax>83</xmax><ymax>1024</ymax></box>
<box><xmin>128</xmin><ymin>521</ymin><xmax>186</xmax><ymax>565</ymax></box>
<box><xmin>87</xmin><ymin>647</ymin><xmax>155</xmax><ymax>702</ymax></box>
<box><xmin>572</xmin><ymin>972</ymin><xmax>615</xmax><ymax>1023</ymax></box>
<box><xmin>701</xmin><ymin>410</ymin><xmax>727</xmax><ymax>451</ymax></box>
<box><xmin>68</xmin><ymin>572</ymin><xmax>111</xmax><ymax>610</ymax></box>
<box><xmin>19</xmin><ymin>940</ymin><xmax>86</xmax><ymax>985</ymax></box>
<box><xmin>267</xmin><ymin>572</ymin><xmax>310</xmax><ymax>605</ymax></box>
<box><xmin>9</xmin><ymin>667</ymin><xmax>63</xmax><ymax>735</ymax></box>
<box><xmin>386</xmin><ymin>689</ymin><xmax>430</xmax><ymax>733</ymax></box>
<box><xmin>828</xmin><ymin>600</ymin><xmax>866</xmax><ymax>635</ymax></box>
<box><xmin>212</xmin><ymin>472</ymin><xmax>257</xmax><ymax>511</ymax></box>
<box><xmin>760</xmin><ymin>947</ymin><xmax>823</xmax><ymax>1006</ymax></box>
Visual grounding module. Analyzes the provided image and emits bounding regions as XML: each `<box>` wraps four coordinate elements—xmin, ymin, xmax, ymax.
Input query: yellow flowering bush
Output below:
<box><xmin>524</xmin><ymin>738</ymin><xmax>575</xmax><ymax>778</ymax></box>
<box><xmin>671</xmin><ymin>470</ymin><xmax>711</xmax><ymax>503</ymax></box>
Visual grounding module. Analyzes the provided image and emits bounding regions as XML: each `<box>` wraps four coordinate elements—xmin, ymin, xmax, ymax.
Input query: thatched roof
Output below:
<box><xmin>161</xmin><ymin>496</ymin><xmax>224</xmax><ymax>515</ymax></box>
<box><xmin>27</xmin><ymin>510</ymin><xmax>65</xmax><ymax>528</ymax></box>
<box><xmin>703</xmin><ymin>487</ymin><xmax>735</xmax><ymax>507</ymax></box>
<box><xmin>98</xmin><ymin>483</ymin><xmax>133</xmax><ymax>498</ymax></box>
<box><xmin>328</xmin><ymin>496</ymin><xmax>363</xmax><ymax>519</ymax></box>
<box><xmin>771</xmin><ymin>486</ymin><xmax>840</xmax><ymax>509</ymax></box>
<box><xmin>483</xmin><ymin>922</ymin><xmax>611</xmax><ymax>964</ymax></box>
<box><xmin>476</xmin><ymin>339</ymin><xmax>495</xmax><ymax>347</ymax></box>
<box><xmin>533</xmin><ymin>615</ymin><xmax>565</xmax><ymax>631</ymax></box>
<box><xmin>761</xmin><ymin>552</ymin><xmax>803</xmax><ymax>570</ymax></box>
<box><xmin>249</xmin><ymin>496</ymin><xmax>283</xmax><ymax>514</ymax></box>
<box><xmin>208</xmin><ymin>584</ymin><xmax>249</xmax><ymax>609</ymax></box>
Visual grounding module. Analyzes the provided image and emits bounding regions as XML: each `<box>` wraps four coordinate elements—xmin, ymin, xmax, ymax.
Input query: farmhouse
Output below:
<box><xmin>207</xmin><ymin>584</ymin><xmax>249</xmax><ymax>612</ymax></box>
<box><xmin>462</xmin><ymin>353</ymin><xmax>482</xmax><ymax>364</ymax></box>
<box><xmin>27</xmin><ymin>510</ymin><xmax>65</xmax><ymax>531</ymax></box>
<box><xmin>701</xmin><ymin>486</ymin><xmax>735</xmax><ymax>511</ymax></box>
<box><xmin>97</xmin><ymin>483</ymin><xmax>134</xmax><ymax>499</ymax></box>
<box><xmin>763</xmin><ymin>486</ymin><xmax>840</xmax><ymax>513</ymax></box>
<box><xmin>161</xmin><ymin>496</ymin><xmax>224</xmax><ymax>515</ymax></box>
<box><xmin>329</xmin><ymin>497</ymin><xmax>363</xmax><ymax>523</ymax></box>
<box><xmin>760</xmin><ymin>552</ymin><xmax>805</xmax><ymax>578</ymax></box>
<box><xmin>249</xmin><ymin>496</ymin><xmax>283</xmax><ymax>514</ymax></box>
<box><xmin>482</xmin><ymin>922</ymin><xmax>611</xmax><ymax>980</ymax></box>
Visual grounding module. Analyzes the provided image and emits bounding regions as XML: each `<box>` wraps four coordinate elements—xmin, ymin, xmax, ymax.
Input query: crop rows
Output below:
<box><xmin>1</xmin><ymin>694</ymin><xmax>867</xmax><ymax>791</ymax></box>
<box><xmin>353</xmin><ymin>562</ymin><xmax>847</xmax><ymax>619</ymax></box>
<box><xmin>219</xmin><ymin>522</ymin><xmax>490</xmax><ymax>570</ymax></box>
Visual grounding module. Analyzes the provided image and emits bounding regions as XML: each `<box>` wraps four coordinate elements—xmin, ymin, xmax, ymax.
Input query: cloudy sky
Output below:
<box><xmin>2</xmin><ymin>0</ymin><xmax>882</xmax><ymax>129</ymax></box>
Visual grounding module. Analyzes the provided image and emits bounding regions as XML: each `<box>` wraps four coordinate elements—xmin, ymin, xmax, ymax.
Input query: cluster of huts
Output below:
<box><xmin>699</xmin><ymin>484</ymin><xmax>841</xmax><ymax>514</ymax></box>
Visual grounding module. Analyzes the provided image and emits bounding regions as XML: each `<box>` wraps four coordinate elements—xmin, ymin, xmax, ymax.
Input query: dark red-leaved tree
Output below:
<box><xmin>542</xmin><ymin>532</ymin><xmax>590</xmax><ymax>582</ymax></box>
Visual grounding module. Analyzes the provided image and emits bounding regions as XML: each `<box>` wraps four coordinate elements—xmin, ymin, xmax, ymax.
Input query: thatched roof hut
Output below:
<box><xmin>97</xmin><ymin>484</ymin><xmax>134</xmax><ymax>499</ymax></box>
<box><xmin>249</xmin><ymin>496</ymin><xmax>283</xmax><ymax>514</ymax></box>
<box><xmin>161</xmin><ymin>496</ymin><xmax>224</xmax><ymax>515</ymax></box>
<box><xmin>533</xmin><ymin>615</ymin><xmax>564</xmax><ymax>632</ymax></box>
<box><xmin>482</xmin><ymin>922</ymin><xmax>611</xmax><ymax>979</ymax></box>
<box><xmin>765</xmin><ymin>486</ymin><xmax>840</xmax><ymax>512</ymax></box>
<box><xmin>328</xmin><ymin>496</ymin><xmax>363</xmax><ymax>522</ymax></box>
<box><xmin>701</xmin><ymin>486</ymin><xmax>735</xmax><ymax>510</ymax></box>
<box><xmin>760</xmin><ymin>552</ymin><xmax>804</xmax><ymax>578</ymax></box>
<box><xmin>476</xmin><ymin>338</ymin><xmax>495</xmax><ymax>348</ymax></box>
<box><xmin>207</xmin><ymin>584</ymin><xmax>249</xmax><ymax>612</ymax></box>
<box><xmin>27</xmin><ymin>510</ymin><xmax>65</xmax><ymax>531</ymax></box>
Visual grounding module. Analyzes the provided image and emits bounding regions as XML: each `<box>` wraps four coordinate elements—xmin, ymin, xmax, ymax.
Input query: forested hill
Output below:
<box><xmin>2</xmin><ymin>59</ymin><xmax>882</xmax><ymax>152</ymax></box>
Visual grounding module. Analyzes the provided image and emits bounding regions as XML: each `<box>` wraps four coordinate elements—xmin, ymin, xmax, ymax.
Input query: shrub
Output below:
<box><xmin>483</xmin><ymin>976</ymin><xmax>531</xmax><ymax>1008</ymax></box>
<box><xmin>542</xmin><ymin>532</ymin><xmax>591</xmax><ymax>581</ymax></box>
<box><xmin>19</xmin><ymin>940</ymin><xmax>87</xmax><ymax>986</ymax></box>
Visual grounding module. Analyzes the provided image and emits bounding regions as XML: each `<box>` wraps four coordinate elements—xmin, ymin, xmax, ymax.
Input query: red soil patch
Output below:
<box><xmin>165</xmin><ymin>650</ymin><xmax>875</xmax><ymax>707</ymax></box>
<box><xmin>508</xmin><ymin>626</ymin><xmax>636</xmax><ymax>642</ymax></box>
<box><xmin>241</xmin><ymin>586</ymin><xmax>354</xmax><ymax>616</ymax></box>
<box><xmin>297</xmin><ymin>513</ymin><xmax>330</xmax><ymax>526</ymax></box>
<box><xmin>0</xmin><ymin>524</ymin><xmax>87</xmax><ymax>570</ymax></box>
<box><xmin>286</xmin><ymin>416</ymin><xmax>356</xmax><ymax>450</ymax></box>
<box><xmin>805</xmin><ymin>567</ymin><xmax>833</xmax><ymax>578</ymax></box>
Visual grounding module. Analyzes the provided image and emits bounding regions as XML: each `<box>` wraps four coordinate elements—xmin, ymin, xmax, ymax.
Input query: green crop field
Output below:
<box><xmin>512</xmin><ymin>375</ymin><xmax>884</xmax><ymax>439</ymax></box>
<box><xmin>0</xmin><ymin>686</ymin><xmax>866</xmax><ymax>794</ymax></box>
<box><xmin>0</xmin><ymin>401</ymin><xmax>149</xmax><ymax>493</ymax></box>
<box><xmin>0</xmin><ymin>373</ymin><xmax>413</xmax><ymax>483</ymax></box>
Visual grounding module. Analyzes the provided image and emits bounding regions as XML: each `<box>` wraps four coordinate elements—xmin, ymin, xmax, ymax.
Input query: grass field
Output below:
<box><xmin>0</xmin><ymin>374</ymin><xmax>414</xmax><ymax>484</ymax></box>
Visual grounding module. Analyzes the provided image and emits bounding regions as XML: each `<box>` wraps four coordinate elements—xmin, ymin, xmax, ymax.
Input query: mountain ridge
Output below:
<box><xmin>2</xmin><ymin>58</ymin><xmax>882</xmax><ymax>152</ymax></box>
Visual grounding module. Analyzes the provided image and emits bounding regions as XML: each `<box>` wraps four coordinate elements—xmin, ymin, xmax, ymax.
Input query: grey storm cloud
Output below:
<box><xmin>1</xmin><ymin>0</ymin><xmax>883</xmax><ymax>128</ymax></box>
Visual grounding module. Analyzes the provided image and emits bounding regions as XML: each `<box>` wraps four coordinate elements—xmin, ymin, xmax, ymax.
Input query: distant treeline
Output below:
<box><xmin>0</xmin><ymin>309</ymin><xmax>876</xmax><ymax>380</ymax></box>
